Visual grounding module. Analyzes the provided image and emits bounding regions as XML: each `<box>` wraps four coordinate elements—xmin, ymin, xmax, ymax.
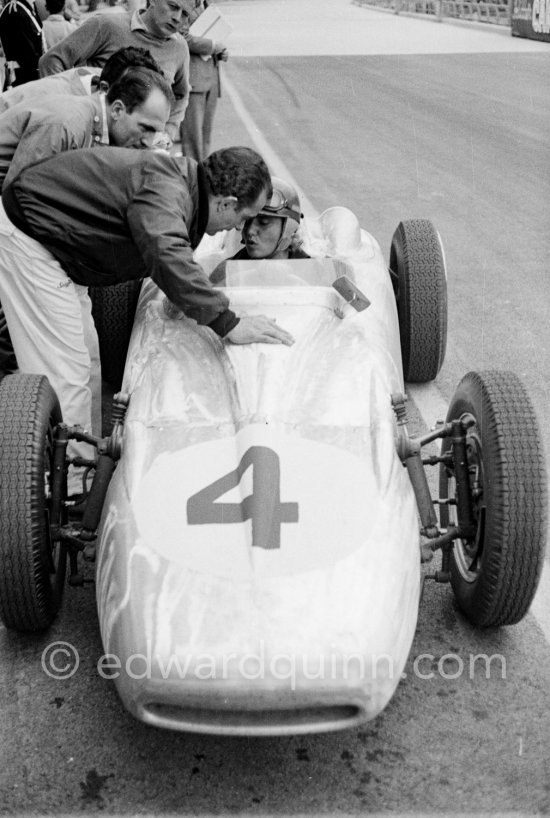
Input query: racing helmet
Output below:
<box><xmin>254</xmin><ymin>176</ymin><xmax>303</xmax><ymax>256</ymax></box>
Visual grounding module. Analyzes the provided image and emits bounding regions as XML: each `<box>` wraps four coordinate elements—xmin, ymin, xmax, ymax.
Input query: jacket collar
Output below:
<box><xmin>90</xmin><ymin>94</ymin><xmax>110</xmax><ymax>146</ymax></box>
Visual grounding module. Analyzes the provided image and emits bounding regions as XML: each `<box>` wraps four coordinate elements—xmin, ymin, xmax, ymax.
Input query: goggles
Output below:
<box><xmin>260</xmin><ymin>188</ymin><xmax>302</xmax><ymax>223</ymax></box>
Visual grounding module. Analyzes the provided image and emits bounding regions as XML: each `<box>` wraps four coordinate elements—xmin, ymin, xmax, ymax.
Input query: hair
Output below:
<box><xmin>46</xmin><ymin>0</ymin><xmax>65</xmax><ymax>13</ymax></box>
<box><xmin>201</xmin><ymin>147</ymin><xmax>272</xmax><ymax>209</ymax></box>
<box><xmin>106</xmin><ymin>66</ymin><xmax>175</xmax><ymax>112</ymax></box>
<box><xmin>99</xmin><ymin>47</ymin><xmax>164</xmax><ymax>87</ymax></box>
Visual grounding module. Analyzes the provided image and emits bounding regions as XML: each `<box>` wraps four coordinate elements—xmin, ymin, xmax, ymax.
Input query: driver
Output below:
<box><xmin>210</xmin><ymin>176</ymin><xmax>310</xmax><ymax>285</ymax></box>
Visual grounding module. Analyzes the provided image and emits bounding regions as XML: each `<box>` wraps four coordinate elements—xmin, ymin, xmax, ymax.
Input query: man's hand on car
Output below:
<box><xmin>226</xmin><ymin>315</ymin><xmax>294</xmax><ymax>346</ymax></box>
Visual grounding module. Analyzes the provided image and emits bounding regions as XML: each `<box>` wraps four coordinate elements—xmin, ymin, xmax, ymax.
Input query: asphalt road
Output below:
<box><xmin>1</xmin><ymin>1</ymin><xmax>550</xmax><ymax>815</ymax></box>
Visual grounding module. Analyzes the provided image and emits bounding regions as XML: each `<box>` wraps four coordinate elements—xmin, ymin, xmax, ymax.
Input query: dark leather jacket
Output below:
<box><xmin>3</xmin><ymin>146</ymin><xmax>238</xmax><ymax>336</ymax></box>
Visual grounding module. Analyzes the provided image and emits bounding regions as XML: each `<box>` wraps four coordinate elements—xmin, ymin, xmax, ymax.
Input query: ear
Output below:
<box><xmin>110</xmin><ymin>99</ymin><xmax>126</xmax><ymax>119</ymax></box>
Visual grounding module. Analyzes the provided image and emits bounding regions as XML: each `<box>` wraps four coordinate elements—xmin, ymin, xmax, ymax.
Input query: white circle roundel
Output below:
<box><xmin>134</xmin><ymin>424</ymin><xmax>380</xmax><ymax>579</ymax></box>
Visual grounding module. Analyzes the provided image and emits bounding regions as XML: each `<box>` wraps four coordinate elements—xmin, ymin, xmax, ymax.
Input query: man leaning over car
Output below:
<box><xmin>0</xmin><ymin>66</ymin><xmax>174</xmax><ymax>195</ymax></box>
<box><xmin>0</xmin><ymin>145</ymin><xmax>294</xmax><ymax>484</ymax></box>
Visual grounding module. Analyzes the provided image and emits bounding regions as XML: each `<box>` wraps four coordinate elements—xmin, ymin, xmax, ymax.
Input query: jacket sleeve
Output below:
<box><xmin>38</xmin><ymin>15</ymin><xmax>104</xmax><ymax>75</ymax></box>
<box><xmin>126</xmin><ymin>162</ymin><xmax>239</xmax><ymax>336</ymax></box>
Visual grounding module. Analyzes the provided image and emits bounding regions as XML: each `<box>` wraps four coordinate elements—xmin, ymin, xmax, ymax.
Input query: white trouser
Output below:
<box><xmin>0</xmin><ymin>203</ymin><xmax>102</xmax><ymax>480</ymax></box>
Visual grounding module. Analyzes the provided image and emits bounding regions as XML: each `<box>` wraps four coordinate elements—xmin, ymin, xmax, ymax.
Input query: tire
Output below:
<box><xmin>0</xmin><ymin>374</ymin><xmax>66</xmax><ymax>631</ymax></box>
<box><xmin>439</xmin><ymin>370</ymin><xmax>547</xmax><ymax>627</ymax></box>
<box><xmin>389</xmin><ymin>219</ymin><xmax>447</xmax><ymax>383</ymax></box>
<box><xmin>90</xmin><ymin>280</ymin><xmax>142</xmax><ymax>390</ymax></box>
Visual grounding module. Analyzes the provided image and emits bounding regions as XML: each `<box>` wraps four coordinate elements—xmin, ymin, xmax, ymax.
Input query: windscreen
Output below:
<box><xmin>223</xmin><ymin>257</ymin><xmax>355</xmax><ymax>288</ymax></box>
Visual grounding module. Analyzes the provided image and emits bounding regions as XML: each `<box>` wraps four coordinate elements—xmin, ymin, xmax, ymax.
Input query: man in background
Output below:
<box><xmin>0</xmin><ymin>0</ymin><xmax>44</xmax><ymax>88</ymax></box>
<box><xmin>38</xmin><ymin>0</ymin><xmax>192</xmax><ymax>142</ymax></box>
<box><xmin>181</xmin><ymin>0</ymin><xmax>228</xmax><ymax>161</ymax></box>
<box><xmin>42</xmin><ymin>0</ymin><xmax>76</xmax><ymax>49</ymax></box>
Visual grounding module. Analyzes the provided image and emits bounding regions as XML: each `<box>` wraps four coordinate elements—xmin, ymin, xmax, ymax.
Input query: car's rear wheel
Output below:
<box><xmin>90</xmin><ymin>280</ymin><xmax>142</xmax><ymax>390</ymax></box>
<box><xmin>389</xmin><ymin>219</ymin><xmax>447</xmax><ymax>383</ymax></box>
<box><xmin>439</xmin><ymin>370</ymin><xmax>547</xmax><ymax>627</ymax></box>
<box><xmin>0</xmin><ymin>374</ymin><xmax>67</xmax><ymax>631</ymax></box>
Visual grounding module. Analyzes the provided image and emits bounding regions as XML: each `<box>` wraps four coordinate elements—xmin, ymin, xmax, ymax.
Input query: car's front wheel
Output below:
<box><xmin>439</xmin><ymin>370</ymin><xmax>547</xmax><ymax>627</ymax></box>
<box><xmin>0</xmin><ymin>374</ymin><xmax>66</xmax><ymax>631</ymax></box>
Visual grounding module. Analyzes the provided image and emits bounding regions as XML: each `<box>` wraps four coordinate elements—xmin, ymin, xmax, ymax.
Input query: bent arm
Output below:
<box><xmin>39</xmin><ymin>16</ymin><xmax>104</xmax><ymax>75</ymax></box>
<box><xmin>127</xmin><ymin>164</ymin><xmax>238</xmax><ymax>336</ymax></box>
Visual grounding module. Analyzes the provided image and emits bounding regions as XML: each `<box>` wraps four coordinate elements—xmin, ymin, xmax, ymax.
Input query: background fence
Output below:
<box><xmin>352</xmin><ymin>0</ymin><xmax>512</xmax><ymax>26</ymax></box>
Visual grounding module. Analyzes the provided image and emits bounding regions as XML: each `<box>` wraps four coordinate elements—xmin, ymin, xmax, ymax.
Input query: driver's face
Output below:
<box><xmin>242</xmin><ymin>215</ymin><xmax>284</xmax><ymax>258</ymax></box>
<box><xmin>144</xmin><ymin>0</ymin><xmax>190</xmax><ymax>38</ymax></box>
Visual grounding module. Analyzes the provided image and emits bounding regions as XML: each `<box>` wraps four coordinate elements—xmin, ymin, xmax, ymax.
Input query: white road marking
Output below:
<box><xmin>223</xmin><ymin>73</ymin><xmax>550</xmax><ymax>645</ymax></box>
<box><xmin>222</xmin><ymin>76</ymin><xmax>317</xmax><ymax>218</ymax></box>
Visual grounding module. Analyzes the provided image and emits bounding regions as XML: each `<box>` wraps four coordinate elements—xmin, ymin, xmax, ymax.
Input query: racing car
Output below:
<box><xmin>0</xmin><ymin>207</ymin><xmax>546</xmax><ymax>736</ymax></box>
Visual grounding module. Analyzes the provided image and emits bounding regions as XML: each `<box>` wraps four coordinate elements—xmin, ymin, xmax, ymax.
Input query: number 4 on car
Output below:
<box><xmin>187</xmin><ymin>446</ymin><xmax>299</xmax><ymax>550</ymax></box>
